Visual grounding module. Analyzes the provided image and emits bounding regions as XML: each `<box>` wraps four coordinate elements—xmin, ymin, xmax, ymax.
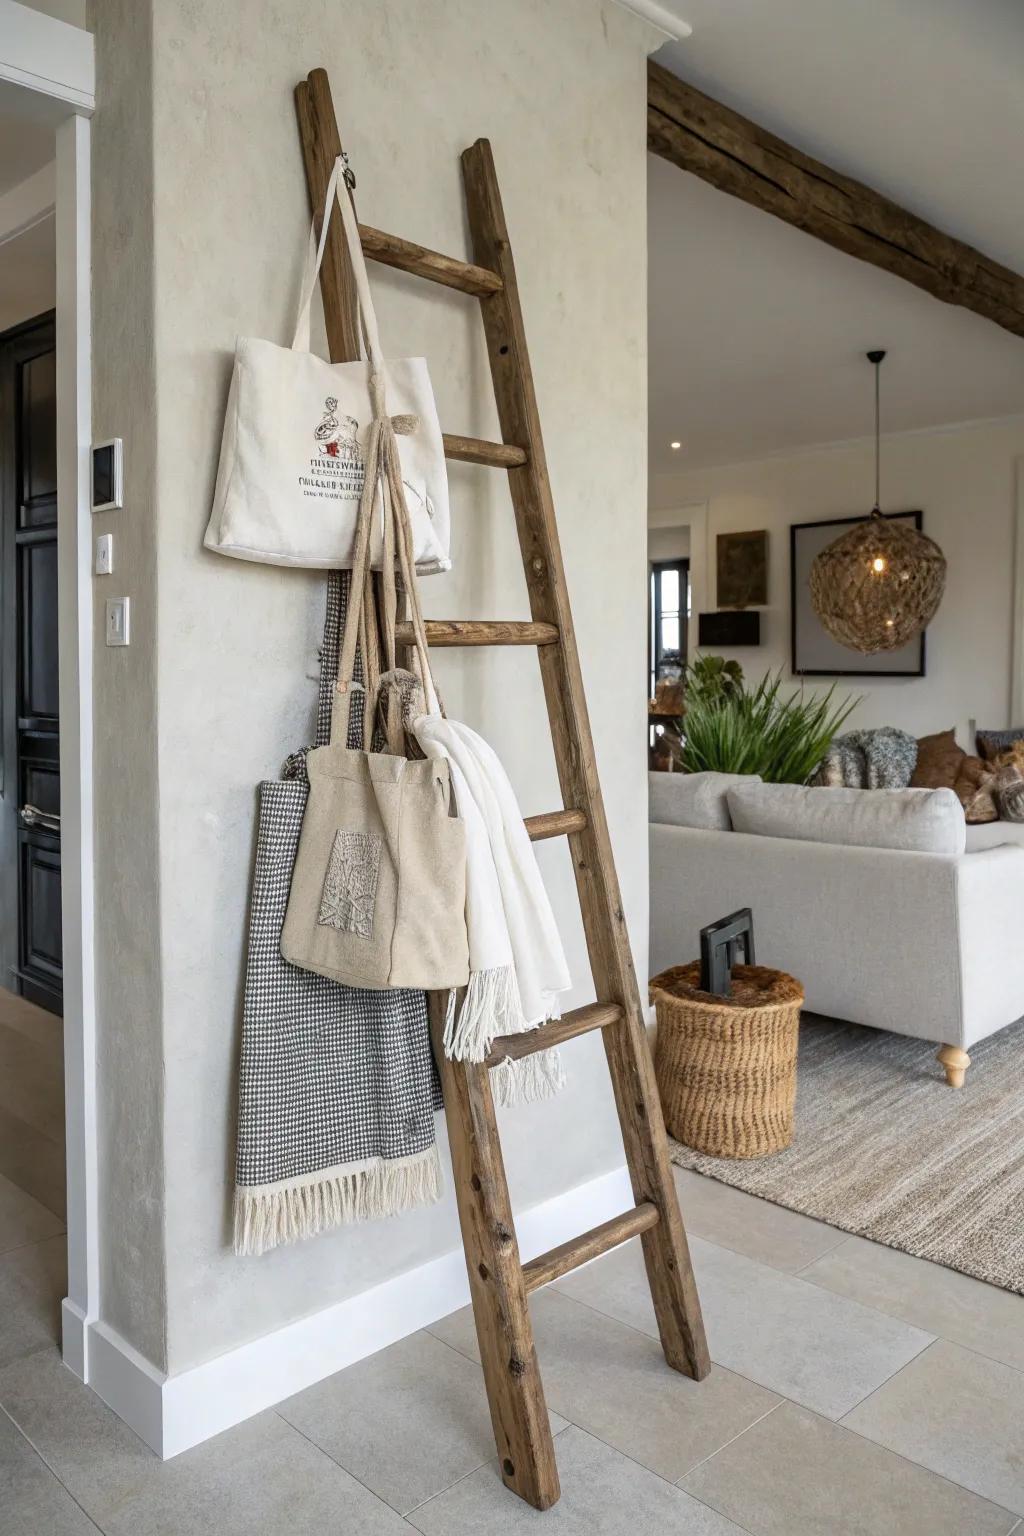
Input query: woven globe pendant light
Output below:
<box><xmin>809</xmin><ymin>351</ymin><xmax>946</xmax><ymax>654</ymax></box>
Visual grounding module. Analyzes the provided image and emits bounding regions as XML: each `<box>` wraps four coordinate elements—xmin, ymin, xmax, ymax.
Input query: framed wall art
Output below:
<box><xmin>790</xmin><ymin>511</ymin><xmax>926</xmax><ymax>677</ymax></box>
<box><xmin>716</xmin><ymin>530</ymin><xmax>767</xmax><ymax>608</ymax></box>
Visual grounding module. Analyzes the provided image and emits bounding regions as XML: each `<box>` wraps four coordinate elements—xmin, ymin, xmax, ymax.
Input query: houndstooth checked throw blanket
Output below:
<box><xmin>233</xmin><ymin>574</ymin><xmax>442</xmax><ymax>1255</ymax></box>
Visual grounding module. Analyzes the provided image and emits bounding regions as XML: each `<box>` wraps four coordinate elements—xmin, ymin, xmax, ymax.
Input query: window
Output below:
<box><xmin>649</xmin><ymin>558</ymin><xmax>690</xmax><ymax>696</ymax></box>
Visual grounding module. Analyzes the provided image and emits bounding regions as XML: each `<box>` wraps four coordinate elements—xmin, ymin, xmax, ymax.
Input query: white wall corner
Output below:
<box><xmin>611</xmin><ymin>0</ymin><xmax>692</xmax><ymax>43</ymax></box>
<box><xmin>81</xmin><ymin>1163</ymin><xmax>633</xmax><ymax>1460</ymax></box>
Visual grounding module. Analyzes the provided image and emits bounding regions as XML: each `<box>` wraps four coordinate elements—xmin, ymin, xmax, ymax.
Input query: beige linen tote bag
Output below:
<box><xmin>280</xmin><ymin>362</ymin><xmax>468</xmax><ymax>992</ymax></box>
<box><xmin>204</xmin><ymin>153</ymin><xmax>451</xmax><ymax>574</ymax></box>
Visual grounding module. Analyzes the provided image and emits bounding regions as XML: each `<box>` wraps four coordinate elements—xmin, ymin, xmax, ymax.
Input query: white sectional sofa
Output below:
<box><xmin>649</xmin><ymin>771</ymin><xmax>1024</xmax><ymax>1087</ymax></box>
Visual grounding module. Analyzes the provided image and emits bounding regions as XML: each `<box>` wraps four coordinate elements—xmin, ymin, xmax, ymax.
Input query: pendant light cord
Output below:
<box><xmin>874</xmin><ymin>357</ymin><xmax>881</xmax><ymax>513</ymax></box>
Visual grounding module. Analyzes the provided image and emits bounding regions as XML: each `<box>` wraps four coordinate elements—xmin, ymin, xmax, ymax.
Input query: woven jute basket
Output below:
<box><xmin>650</xmin><ymin>962</ymin><xmax>803</xmax><ymax>1159</ymax></box>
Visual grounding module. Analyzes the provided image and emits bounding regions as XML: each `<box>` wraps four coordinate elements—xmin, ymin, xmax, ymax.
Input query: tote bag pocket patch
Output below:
<box><xmin>318</xmin><ymin>828</ymin><xmax>382</xmax><ymax>938</ymax></box>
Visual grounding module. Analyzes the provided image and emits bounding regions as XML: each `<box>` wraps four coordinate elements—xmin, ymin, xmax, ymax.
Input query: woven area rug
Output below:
<box><xmin>669</xmin><ymin>1015</ymin><xmax>1024</xmax><ymax>1294</ymax></box>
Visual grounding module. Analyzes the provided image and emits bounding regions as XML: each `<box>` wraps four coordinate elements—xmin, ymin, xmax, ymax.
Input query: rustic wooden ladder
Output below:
<box><xmin>295</xmin><ymin>67</ymin><xmax>709</xmax><ymax>1512</ymax></box>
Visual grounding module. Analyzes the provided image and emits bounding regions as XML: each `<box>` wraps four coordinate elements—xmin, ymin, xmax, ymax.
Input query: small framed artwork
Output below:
<box><xmin>790</xmin><ymin>511</ymin><xmax>926</xmax><ymax>677</ymax></box>
<box><xmin>717</xmin><ymin>530</ymin><xmax>767</xmax><ymax>608</ymax></box>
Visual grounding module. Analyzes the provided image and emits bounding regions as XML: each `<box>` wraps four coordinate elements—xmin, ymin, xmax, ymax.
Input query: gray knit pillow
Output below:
<box><xmin>976</xmin><ymin>726</ymin><xmax>1024</xmax><ymax>762</ymax></box>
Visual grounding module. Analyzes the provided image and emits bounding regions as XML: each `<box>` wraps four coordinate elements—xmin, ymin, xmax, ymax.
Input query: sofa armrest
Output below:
<box><xmin>954</xmin><ymin>846</ymin><xmax>1024</xmax><ymax>1048</ymax></box>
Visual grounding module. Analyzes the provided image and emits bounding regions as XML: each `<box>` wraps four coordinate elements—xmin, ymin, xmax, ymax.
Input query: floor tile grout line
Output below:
<box><xmin>402</xmin><ymin>1424</ymin><xmax>573</xmax><ymax>1523</ymax></box>
<box><xmin>529</xmin><ymin>1416</ymin><xmax>760</xmax><ymax>1536</ymax></box>
<box><xmin>795</xmin><ymin>1262</ymin><xmax>1024</xmax><ymax>1379</ymax></box>
<box><xmin>0</xmin><ymin>1401</ymin><xmax>106</xmax><ymax>1534</ymax></box>
<box><xmin>835</xmin><ymin>1332</ymin><xmax>940</xmax><ymax>1423</ymax></box>
<box><xmin>673</xmin><ymin>1399</ymin><xmax>784</xmax><ymax>1485</ymax></box>
<box><xmin>0</xmin><ymin>1227</ymin><xmax>67</xmax><ymax>1262</ymax></box>
<box><xmin>840</xmin><ymin>1331</ymin><xmax>1024</xmax><ymax>1431</ymax></box>
<box><xmin>271</xmin><ymin>1405</ymin><xmax>444</xmax><ymax>1521</ymax></box>
<box><xmin>789</xmin><ymin>1232</ymin><xmax>859</xmax><ymax>1275</ymax></box>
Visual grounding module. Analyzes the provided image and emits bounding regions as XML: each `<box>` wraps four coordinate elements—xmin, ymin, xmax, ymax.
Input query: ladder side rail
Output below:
<box><xmin>427</xmin><ymin>1001</ymin><xmax>561</xmax><ymax>1510</ymax></box>
<box><xmin>460</xmin><ymin>138</ymin><xmax>710</xmax><ymax>1382</ymax></box>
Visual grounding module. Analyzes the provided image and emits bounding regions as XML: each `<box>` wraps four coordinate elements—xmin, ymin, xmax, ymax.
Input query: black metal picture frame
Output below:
<box><xmin>790</xmin><ymin>511</ymin><xmax>927</xmax><ymax>678</ymax></box>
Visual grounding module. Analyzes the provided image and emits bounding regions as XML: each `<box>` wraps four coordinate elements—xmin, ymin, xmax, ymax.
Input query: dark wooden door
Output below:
<box><xmin>0</xmin><ymin>313</ymin><xmax>62</xmax><ymax>1015</ymax></box>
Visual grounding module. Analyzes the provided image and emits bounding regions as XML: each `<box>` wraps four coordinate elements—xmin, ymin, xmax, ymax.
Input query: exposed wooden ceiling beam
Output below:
<box><xmin>648</xmin><ymin>60</ymin><xmax>1024</xmax><ymax>341</ymax></box>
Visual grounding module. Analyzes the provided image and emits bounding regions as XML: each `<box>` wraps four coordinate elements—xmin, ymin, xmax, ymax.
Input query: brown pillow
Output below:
<box><xmin>910</xmin><ymin>729</ymin><xmax>965</xmax><ymax>790</ymax></box>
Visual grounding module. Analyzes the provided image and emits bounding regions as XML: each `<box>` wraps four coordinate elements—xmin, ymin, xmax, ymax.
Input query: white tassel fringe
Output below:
<box><xmin>441</xmin><ymin>968</ymin><xmax>568</xmax><ymax>1106</ymax></box>
<box><xmin>234</xmin><ymin>1146</ymin><xmax>443</xmax><ymax>1257</ymax></box>
<box><xmin>443</xmin><ymin>964</ymin><xmax>524</xmax><ymax>1062</ymax></box>
<box><xmin>490</xmin><ymin>1048</ymin><xmax>566</xmax><ymax>1107</ymax></box>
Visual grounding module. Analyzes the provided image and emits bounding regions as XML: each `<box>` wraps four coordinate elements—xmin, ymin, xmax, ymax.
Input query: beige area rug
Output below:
<box><xmin>669</xmin><ymin>1016</ymin><xmax>1024</xmax><ymax>1294</ymax></box>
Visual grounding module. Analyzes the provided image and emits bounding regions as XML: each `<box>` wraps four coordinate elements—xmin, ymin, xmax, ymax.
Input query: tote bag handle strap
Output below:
<box><xmin>292</xmin><ymin>154</ymin><xmax>383</xmax><ymax>370</ymax></box>
<box><xmin>332</xmin><ymin>425</ymin><xmax>441</xmax><ymax>744</ymax></box>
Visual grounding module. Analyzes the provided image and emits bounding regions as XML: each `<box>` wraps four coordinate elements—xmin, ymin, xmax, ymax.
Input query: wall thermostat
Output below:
<box><xmin>92</xmin><ymin>438</ymin><xmax>123</xmax><ymax>512</ymax></box>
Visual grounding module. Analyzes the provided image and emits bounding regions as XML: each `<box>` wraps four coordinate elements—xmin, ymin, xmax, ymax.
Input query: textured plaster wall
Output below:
<box><xmin>651</xmin><ymin>417</ymin><xmax>1024</xmax><ymax>745</ymax></box>
<box><xmin>90</xmin><ymin>0</ymin><xmax>655</xmax><ymax>1373</ymax></box>
<box><xmin>90</xmin><ymin>0</ymin><xmax>167</xmax><ymax>1367</ymax></box>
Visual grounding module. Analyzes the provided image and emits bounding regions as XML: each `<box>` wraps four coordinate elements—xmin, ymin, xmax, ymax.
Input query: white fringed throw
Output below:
<box><xmin>413</xmin><ymin>714</ymin><xmax>571</xmax><ymax>1104</ymax></box>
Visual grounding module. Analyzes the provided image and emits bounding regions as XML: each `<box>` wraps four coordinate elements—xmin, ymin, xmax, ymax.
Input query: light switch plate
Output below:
<box><xmin>95</xmin><ymin>533</ymin><xmax>113</xmax><ymax>575</ymax></box>
<box><xmin>105</xmin><ymin>597</ymin><xmax>130</xmax><ymax>647</ymax></box>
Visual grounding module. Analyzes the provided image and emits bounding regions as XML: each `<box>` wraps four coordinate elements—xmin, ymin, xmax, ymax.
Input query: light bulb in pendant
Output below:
<box><xmin>871</xmin><ymin>555</ymin><xmax>887</xmax><ymax>574</ymax></box>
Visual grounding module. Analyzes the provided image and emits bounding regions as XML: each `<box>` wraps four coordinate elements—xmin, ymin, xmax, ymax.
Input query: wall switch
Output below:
<box><xmin>105</xmin><ymin>597</ymin><xmax>130</xmax><ymax>647</ymax></box>
<box><xmin>95</xmin><ymin>533</ymin><xmax>113</xmax><ymax>575</ymax></box>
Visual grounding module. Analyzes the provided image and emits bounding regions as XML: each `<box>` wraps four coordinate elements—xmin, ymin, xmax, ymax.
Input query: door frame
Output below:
<box><xmin>0</xmin><ymin>3</ymin><xmax>96</xmax><ymax>1382</ymax></box>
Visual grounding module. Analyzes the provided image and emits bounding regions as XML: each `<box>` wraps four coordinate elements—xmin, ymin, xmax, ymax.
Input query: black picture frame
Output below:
<box><xmin>790</xmin><ymin>511</ymin><xmax>927</xmax><ymax>678</ymax></box>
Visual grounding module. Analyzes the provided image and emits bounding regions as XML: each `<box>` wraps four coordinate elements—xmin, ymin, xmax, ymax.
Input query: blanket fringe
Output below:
<box><xmin>491</xmin><ymin>1048</ymin><xmax>566</xmax><ymax>1108</ymax></box>
<box><xmin>444</xmin><ymin>964</ymin><xmax>525</xmax><ymax>1062</ymax></box>
<box><xmin>233</xmin><ymin>1146</ymin><xmax>443</xmax><ymax>1257</ymax></box>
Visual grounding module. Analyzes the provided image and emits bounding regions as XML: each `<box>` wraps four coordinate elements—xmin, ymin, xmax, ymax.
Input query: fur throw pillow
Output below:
<box><xmin>814</xmin><ymin>727</ymin><xmax>917</xmax><ymax>790</ymax></box>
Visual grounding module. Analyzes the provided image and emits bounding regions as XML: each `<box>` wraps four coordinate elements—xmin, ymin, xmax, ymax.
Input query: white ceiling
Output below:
<box><xmin>649</xmin><ymin>0</ymin><xmax>1024</xmax><ymax>472</ymax></box>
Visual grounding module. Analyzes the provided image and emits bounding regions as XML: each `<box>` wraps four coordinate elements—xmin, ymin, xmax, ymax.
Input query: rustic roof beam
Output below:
<box><xmin>647</xmin><ymin>60</ymin><xmax>1024</xmax><ymax>341</ymax></box>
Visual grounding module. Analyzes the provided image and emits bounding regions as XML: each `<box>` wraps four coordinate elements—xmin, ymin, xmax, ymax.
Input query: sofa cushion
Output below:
<box><xmin>976</xmin><ymin>725</ymin><xmax>1024</xmax><ymax>762</ymax></box>
<box><xmin>726</xmin><ymin>782</ymin><xmax>967</xmax><ymax>857</ymax></box>
<box><xmin>965</xmin><ymin>819</ymin><xmax>1024</xmax><ymax>852</ymax></box>
<box><xmin>648</xmin><ymin>771</ymin><xmax>761</xmax><ymax>831</ymax></box>
<box><xmin>910</xmin><ymin>728</ymin><xmax>964</xmax><ymax>789</ymax></box>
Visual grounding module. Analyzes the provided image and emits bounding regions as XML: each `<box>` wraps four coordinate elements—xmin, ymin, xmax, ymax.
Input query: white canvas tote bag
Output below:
<box><xmin>204</xmin><ymin>155</ymin><xmax>451</xmax><ymax>574</ymax></box>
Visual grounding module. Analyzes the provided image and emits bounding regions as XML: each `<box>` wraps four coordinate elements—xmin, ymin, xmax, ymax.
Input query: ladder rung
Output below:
<box><xmin>396</xmin><ymin>620</ymin><xmax>558</xmax><ymax>647</ymax></box>
<box><xmin>359</xmin><ymin>223</ymin><xmax>503</xmax><ymax>297</ymax></box>
<box><xmin>524</xmin><ymin>809</ymin><xmax>587</xmax><ymax>842</ymax></box>
<box><xmin>443</xmin><ymin>433</ymin><xmax>528</xmax><ymax>469</ymax></box>
<box><xmin>484</xmin><ymin>1001</ymin><xmax>622</xmax><ymax>1067</ymax></box>
<box><xmin>523</xmin><ymin>1202</ymin><xmax>661</xmax><ymax>1294</ymax></box>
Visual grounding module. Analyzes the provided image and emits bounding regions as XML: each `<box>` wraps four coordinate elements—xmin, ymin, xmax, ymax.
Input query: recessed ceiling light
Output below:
<box><xmin>670</xmin><ymin>440</ymin><xmax>681</xmax><ymax>451</ymax></box>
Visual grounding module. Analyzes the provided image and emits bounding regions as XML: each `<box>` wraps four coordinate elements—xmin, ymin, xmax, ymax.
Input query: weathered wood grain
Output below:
<box><xmin>648</xmin><ymin>61</ymin><xmax>1024</xmax><ymax>339</ymax></box>
<box><xmin>523</xmin><ymin>1202</ymin><xmax>661</xmax><ymax>1293</ymax></box>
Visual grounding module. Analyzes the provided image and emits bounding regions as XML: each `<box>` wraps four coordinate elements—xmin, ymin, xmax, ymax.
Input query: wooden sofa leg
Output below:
<box><xmin>937</xmin><ymin>1044</ymin><xmax>971</xmax><ymax>1088</ymax></box>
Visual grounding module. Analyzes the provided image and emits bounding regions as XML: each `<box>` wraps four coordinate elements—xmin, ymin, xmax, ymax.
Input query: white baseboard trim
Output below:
<box><xmin>84</xmin><ymin>1162</ymin><xmax>633</xmax><ymax>1460</ymax></box>
<box><xmin>60</xmin><ymin>1297</ymin><xmax>89</xmax><ymax>1382</ymax></box>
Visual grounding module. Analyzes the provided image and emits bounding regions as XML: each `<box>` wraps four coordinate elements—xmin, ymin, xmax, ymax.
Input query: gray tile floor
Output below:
<box><xmin>2</xmin><ymin>1164</ymin><xmax>1022</xmax><ymax>1534</ymax></box>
